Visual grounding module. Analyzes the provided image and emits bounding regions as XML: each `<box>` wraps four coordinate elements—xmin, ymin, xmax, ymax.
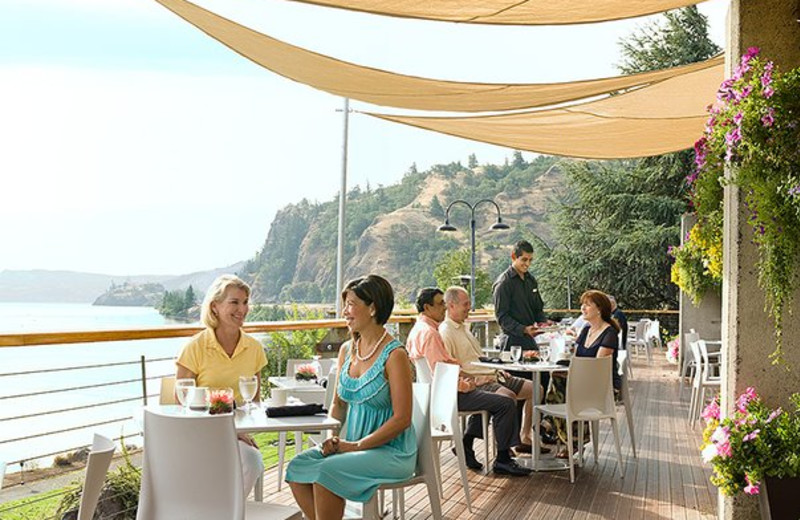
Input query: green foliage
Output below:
<box><xmin>0</xmin><ymin>488</ymin><xmax>65</xmax><ymax>520</ymax></box>
<box><xmin>261</xmin><ymin>306</ymin><xmax>328</xmax><ymax>385</ymax></box>
<box><xmin>689</xmin><ymin>51</ymin><xmax>800</xmax><ymax>363</ymax></box>
<box><xmin>543</xmin><ymin>160</ymin><xmax>684</xmax><ymax>309</ymax></box>
<box><xmin>441</xmin><ymin>155</ymin><xmax>558</xmax><ymax>203</ymax></box>
<box><xmin>700</xmin><ymin>390</ymin><xmax>800</xmax><ymax>497</ymax></box>
<box><xmin>617</xmin><ymin>6</ymin><xmax>721</xmax><ymax>73</ymax></box>
<box><xmin>433</xmin><ymin>249</ymin><xmax>492</xmax><ymax>308</ymax></box>
<box><xmin>386</xmin><ymin>224</ymin><xmax>460</xmax><ymax>302</ymax></box>
<box><xmin>535</xmin><ymin>5</ymin><xmax>719</xmax><ymax>311</ymax></box>
<box><xmin>467</xmin><ymin>153</ymin><xmax>478</xmax><ymax>169</ymax></box>
<box><xmin>669</xmin><ymin>214</ymin><xmax>723</xmax><ymax>304</ymax></box>
<box><xmin>429</xmin><ymin>195</ymin><xmax>445</xmax><ymax>219</ymax></box>
<box><xmin>158</xmin><ymin>288</ymin><xmax>195</xmax><ymax>319</ymax></box>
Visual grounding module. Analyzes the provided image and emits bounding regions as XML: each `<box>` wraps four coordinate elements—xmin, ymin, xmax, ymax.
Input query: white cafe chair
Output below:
<box><xmin>77</xmin><ymin>434</ymin><xmax>116</xmax><ymax>520</ymax></box>
<box><xmin>415</xmin><ymin>356</ymin><xmax>490</xmax><ymax>474</ymax></box>
<box><xmin>533</xmin><ymin>356</ymin><xmax>624</xmax><ymax>483</ymax></box>
<box><xmin>627</xmin><ymin>320</ymin><xmax>652</xmax><ymax>363</ymax></box>
<box><xmin>616</xmin><ymin>351</ymin><xmax>637</xmax><ymax>458</ymax></box>
<box><xmin>137</xmin><ymin>409</ymin><xmax>302</xmax><ymax>520</ymax></box>
<box><xmin>688</xmin><ymin>340</ymin><xmax>722</xmax><ymax>426</ymax></box>
<box><xmin>362</xmin><ymin>383</ymin><xmax>442</xmax><ymax>520</ymax></box>
<box><xmin>430</xmin><ymin>363</ymin><xmax>472</xmax><ymax>512</ymax></box>
<box><xmin>679</xmin><ymin>330</ymin><xmax>700</xmax><ymax>400</ymax></box>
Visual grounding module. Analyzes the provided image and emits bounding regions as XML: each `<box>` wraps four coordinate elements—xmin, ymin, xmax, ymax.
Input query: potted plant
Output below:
<box><xmin>700</xmin><ymin>388</ymin><xmax>800</xmax><ymax>519</ymax></box>
<box><xmin>685</xmin><ymin>47</ymin><xmax>800</xmax><ymax>363</ymax></box>
<box><xmin>208</xmin><ymin>388</ymin><xmax>234</xmax><ymax>415</ymax></box>
<box><xmin>294</xmin><ymin>363</ymin><xmax>318</xmax><ymax>384</ymax></box>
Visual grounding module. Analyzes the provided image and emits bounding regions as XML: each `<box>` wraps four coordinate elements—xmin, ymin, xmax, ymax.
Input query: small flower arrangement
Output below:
<box><xmin>209</xmin><ymin>388</ymin><xmax>234</xmax><ymax>415</ymax></box>
<box><xmin>686</xmin><ymin>47</ymin><xmax>800</xmax><ymax>363</ymax></box>
<box><xmin>295</xmin><ymin>363</ymin><xmax>318</xmax><ymax>382</ymax></box>
<box><xmin>700</xmin><ymin>387</ymin><xmax>800</xmax><ymax>496</ymax></box>
<box><xmin>666</xmin><ymin>337</ymin><xmax>679</xmax><ymax>365</ymax></box>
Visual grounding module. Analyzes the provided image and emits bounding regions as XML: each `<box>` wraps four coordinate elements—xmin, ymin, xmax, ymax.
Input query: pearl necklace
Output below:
<box><xmin>355</xmin><ymin>329</ymin><xmax>388</xmax><ymax>362</ymax></box>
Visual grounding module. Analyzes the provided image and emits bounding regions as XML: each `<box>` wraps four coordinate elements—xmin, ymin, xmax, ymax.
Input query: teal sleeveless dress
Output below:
<box><xmin>285</xmin><ymin>339</ymin><xmax>417</xmax><ymax>502</ymax></box>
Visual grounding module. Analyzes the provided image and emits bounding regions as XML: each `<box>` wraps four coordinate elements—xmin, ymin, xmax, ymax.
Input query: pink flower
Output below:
<box><xmin>762</xmin><ymin>107</ymin><xmax>775</xmax><ymax>127</ymax></box>
<box><xmin>767</xmin><ymin>408</ymin><xmax>784</xmax><ymax>422</ymax></box>
<box><xmin>743</xmin><ymin>429</ymin><xmax>761</xmax><ymax>442</ymax></box>
<box><xmin>736</xmin><ymin>387</ymin><xmax>758</xmax><ymax>412</ymax></box>
<box><xmin>717</xmin><ymin>441</ymin><xmax>733</xmax><ymax>458</ymax></box>
<box><xmin>726</xmin><ymin>127</ymin><xmax>742</xmax><ymax>147</ymax></box>
<box><xmin>744</xmin><ymin>474</ymin><xmax>760</xmax><ymax>495</ymax></box>
<box><xmin>702</xmin><ymin>398</ymin><xmax>721</xmax><ymax>422</ymax></box>
<box><xmin>733</xmin><ymin>112</ymin><xmax>744</xmax><ymax>126</ymax></box>
<box><xmin>763</xmin><ymin>86</ymin><xmax>775</xmax><ymax>98</ymax></box>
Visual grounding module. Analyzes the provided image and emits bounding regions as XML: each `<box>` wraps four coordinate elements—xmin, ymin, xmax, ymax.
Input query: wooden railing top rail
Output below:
<box><xmin>0</xmin><ymin>316</ymin><xmax>413</xmax><ymax>348</ymax></box>
<box><xmin>0</xmin><ymin>308</ymin><xmax>676</xmax><ymax>348</ymax></box>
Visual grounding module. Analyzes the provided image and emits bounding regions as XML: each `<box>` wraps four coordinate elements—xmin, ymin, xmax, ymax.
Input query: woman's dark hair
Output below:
<box><xmin>415</xmin><ymin>287</ymin><xmax>443</xmax><ymax>313</ymax></box>
<box><xmin>341</xmin><ymin>275</ymin><xmax>395</xmax><ymax>325</ymax></box>
<box><xmin>580</xmin><ymin>290</ymin><xmax>621</xmax><ymax>333</ymax></box>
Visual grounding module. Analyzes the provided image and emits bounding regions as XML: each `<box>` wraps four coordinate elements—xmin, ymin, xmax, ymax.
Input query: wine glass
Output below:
<box><xmin>175</xmin><ymin>378</ymin><xmax>195</xmax><ymax>414</ymax></box>
<box><xmin>239</xmin><ymin>375</ymin><xmax>259</xmax><ymax>413</ymax></box>
<box><xmin>510</xmin><ymin>346</ymin><xmax>522</xmax><ymax>364</ymax></box>
<box><xmin>538</xmin><ymin>346</ymin><xmax>551</xmax><ymax>364</ymax></box>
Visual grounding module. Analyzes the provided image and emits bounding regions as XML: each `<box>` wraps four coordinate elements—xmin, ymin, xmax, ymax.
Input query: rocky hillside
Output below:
<box><xmin>240</xmin><ymin>155</ymin><xmax>567</xmax><ymax>303</ymax></box>
<box><xmin>93</xmin><ymin>282</ymin><xmax>166</xmax><ymax>306</ymax></box>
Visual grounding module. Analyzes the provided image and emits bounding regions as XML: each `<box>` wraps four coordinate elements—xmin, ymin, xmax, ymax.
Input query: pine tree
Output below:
<box><xmin>468</xmin><ymin>153</ymin><xmax>478</xmax><ymax>169</ymax></box>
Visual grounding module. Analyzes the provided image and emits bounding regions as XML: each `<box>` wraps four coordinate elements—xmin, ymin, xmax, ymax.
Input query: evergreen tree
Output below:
<box><xmin>433</xmin><ymin>249</ymin><xmax>492</xmax><ymax>308</ymax></box>
<box><xmin>468</xmin><ymin>153</ymin><xmax>478</xmax><ymax>169</ymax></box>
<box><xmin>511</xmin><ymin>150</ymin><xmax>527</xmax><ymax>170</ymax></box>
<box><xmin>541</xmin><ymin>6</ymin><xmax>719</xmax><ymax>309</ymax></box>
<box><xmin>184</xmin><ymin>285</ymin><xmax>196</xmax><ymax>308</ymax></box>
<box><xmin>430</xmin><ymin>196</ymin><xmax>445</xmax><ymax>219</ymax></box>
<box><xmin>617</xmin><ymin>6</ymin><xmax>720</xmax><ymax>73</ymax></box>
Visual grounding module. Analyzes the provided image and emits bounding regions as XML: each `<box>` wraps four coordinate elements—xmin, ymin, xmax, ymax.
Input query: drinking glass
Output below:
<box><xmin>239</xmin><ymin>375</ymin><xmax>259</xmax><ymax>413</ymax></box>
<box><xmin>188</xmin><ymin>386</ymin><xmax>210</xmax><ymax>413</ymax></box>
<box><xmin>510</xmin><ymin>346</ymin><xmax>522</xmax><ymax>364</ymax></box>
<box><xmin>175</xmin><ymin>378</ymin><xmax>195</xmax><ymax>414</ymax></box>
<box><xmin>538</xmin><ymin>346</ymin><xmax>551</xmax><ymax>364</ymax></box>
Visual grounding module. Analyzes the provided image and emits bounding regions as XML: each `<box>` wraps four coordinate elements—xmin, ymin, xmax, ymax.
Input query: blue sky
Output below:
<box><xmin>0</xmin><ymin>0</ymin><xmax>728</xmax><ymax>276</ymax></box>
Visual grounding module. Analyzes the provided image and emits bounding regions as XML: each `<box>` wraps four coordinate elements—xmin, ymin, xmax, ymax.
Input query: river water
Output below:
<box><xmin>0</xmin><ymin>303</ymin><xmax>191</xmax><ymax>471</ymax></box>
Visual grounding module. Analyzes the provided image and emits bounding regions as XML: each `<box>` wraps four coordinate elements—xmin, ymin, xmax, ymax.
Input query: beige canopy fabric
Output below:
<box><xmin>155</xmin><ymin>0</ymin><xmax>723</xmax><ymax>112</ymax></box>
<box><xmin>282</xmin><ymin>0</ymin><xmax>709</xmax><ymax>25</ymax></box>
<box><xmin>368</xmin><ymin>63</ymin><xmax>723</xmax><ymax>159</ymax></box>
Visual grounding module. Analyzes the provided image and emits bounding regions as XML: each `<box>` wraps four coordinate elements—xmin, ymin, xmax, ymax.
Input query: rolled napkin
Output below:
<box><xmin>266</xmin><ymin>403</ymin><xmax>326</xmax><ymax>417</ymax></box>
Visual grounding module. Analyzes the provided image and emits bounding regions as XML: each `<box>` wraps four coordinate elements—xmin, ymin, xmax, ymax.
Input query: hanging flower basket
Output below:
<box><xmin>685</xmin><ymin>48</ymin><xmax>800</xmax><ymax>364</ymax></box>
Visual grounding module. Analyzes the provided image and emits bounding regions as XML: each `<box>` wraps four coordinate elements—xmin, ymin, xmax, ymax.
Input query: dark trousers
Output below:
<box><xmin>457</xmin><ymin>389</ymin><xmax>520</xmax><ymax>453</ymax></box>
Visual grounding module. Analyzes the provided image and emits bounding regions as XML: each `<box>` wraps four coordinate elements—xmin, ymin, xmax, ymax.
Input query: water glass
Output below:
<box><xmin>510</xmin><ymin>345</ymin><xmax>522</xmax><ymax>364</ymax></box>
<box><xmin>188</xmin><ymin>386</ymin><xmax>210</xmax><ymax>413</ymax></box>
<box><xmin>538</xmin><ymin>346</ymin><xmax>551</xmax><ymax>364</ymax></box>
<box><xmin>175</xmin><ymin>378</ymin><xmax>195</xmax><ymax>413</ymax></box>
<box><xmin>239</xmin><ymin>375</ymin><xmax>259</xmax><ymax>412</ymax></box>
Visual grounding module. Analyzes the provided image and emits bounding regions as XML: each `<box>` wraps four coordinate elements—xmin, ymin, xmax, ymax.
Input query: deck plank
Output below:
<box><xmin>256</xmin><ymin>357</ymin><xmax>718</xmax><ymax>519</ymax></box>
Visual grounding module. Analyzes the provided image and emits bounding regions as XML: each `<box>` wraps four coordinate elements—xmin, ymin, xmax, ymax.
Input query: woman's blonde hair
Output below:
<box><xmin>201</xmin><ymin>274</ymin><xmax>251</xmax><ymax>329</ymax></box>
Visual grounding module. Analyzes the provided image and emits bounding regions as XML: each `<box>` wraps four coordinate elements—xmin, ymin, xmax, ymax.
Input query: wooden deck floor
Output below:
<box><xmin>258</xmin><ymin>357</ymin><xmax>717</xmax><ymax>519</ymax></box>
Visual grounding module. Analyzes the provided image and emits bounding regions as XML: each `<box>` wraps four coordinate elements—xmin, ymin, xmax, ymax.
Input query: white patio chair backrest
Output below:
<box><xmin>684</xmin><ymin>331</ymin><xmax>700</xmax><ymax>352</ymax></box>
<box><xmin>325</xmin><ymin>367</ymin><xmax>338</xmax><ymax>409</ymax></box>
<box><xmin>414</xmin><ymin>357</ymin><xmax>433</xmax><ymax>384</ymax></box>
<box><xmin>78</xmin><ymin>434</ymin><xmax>115</xmax><ymax>520</ymax></box>
<box><xmin>411</xmin><ymin>383</ymin><xmax>434</xmax><ymax>476</ymax></box>
<box><xmin>137</xmin><ymin>410</ymin><xmax>247</xmax><ymax>519</ymax></box>
<box><xmin>634</xmin><ymin>320</ymin><xmax>649</xmax><ymax>342</ymax></box>
<box><xmin>159</xmin><ymin>376</ymin><xmax>176</xmax><ymax>405</ymax></box>
<box><xmin>430</xmin><ymin>363</ymin><xmax>459</xmax><ymax>433</ymax></box>
<box><xmin>689</xmin><ymin>340</ymin><xmax>702</xmax><ymax>369</ymax></box>
<box><xmin>566</xmin><ymin>356</ymin><xmax>615</xmax><ymax>419</ymax></box>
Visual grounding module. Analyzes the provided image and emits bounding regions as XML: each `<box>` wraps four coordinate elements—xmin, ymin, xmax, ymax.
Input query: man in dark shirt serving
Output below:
<box><xmin>493</xmin><ymin>239</ymin><xmax>550</xmax><ymax>352</ymax></box>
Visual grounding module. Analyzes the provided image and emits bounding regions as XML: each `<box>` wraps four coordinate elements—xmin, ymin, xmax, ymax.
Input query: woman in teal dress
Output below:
<box><xmin>286</xmin><ymin>275</ymin><xmax>416</xmax><ymax>520</ymax></box>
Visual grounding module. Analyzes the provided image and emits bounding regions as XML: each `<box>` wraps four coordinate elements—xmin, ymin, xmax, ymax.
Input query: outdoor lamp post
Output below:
<box><xmin>437</xmin><ymin>199</ymin><xmax>509</xmax><ymax>308</ymax></box>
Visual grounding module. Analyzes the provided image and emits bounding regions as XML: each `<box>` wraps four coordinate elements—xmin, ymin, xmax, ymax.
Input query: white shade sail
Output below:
<box><xmin>155</xmin><ymin>0</ymin><xmax>723</xmax><ymax>112</ymax></box>
<box><xmin>281</xmin><ymin>0</ymin><xmax>709</xmax><ymax>25</ymax></box>
<box><xmin>368</xmin><ymin>63</ymin><xmax>723</xmax><ymax>159</ymax></box>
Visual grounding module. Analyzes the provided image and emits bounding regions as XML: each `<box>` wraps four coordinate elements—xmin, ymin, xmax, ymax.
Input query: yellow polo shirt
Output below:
<box><xmin>177</xmin><ymin>328</ymin><xmax>267</xmax><ymax>403</ymax></box>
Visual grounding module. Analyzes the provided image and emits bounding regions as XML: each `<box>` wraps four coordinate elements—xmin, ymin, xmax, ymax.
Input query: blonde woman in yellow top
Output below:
<box><xmin>176</xmin><ymin>274</ymin><xmax>267</xmax><ymax>497</ymax></box>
